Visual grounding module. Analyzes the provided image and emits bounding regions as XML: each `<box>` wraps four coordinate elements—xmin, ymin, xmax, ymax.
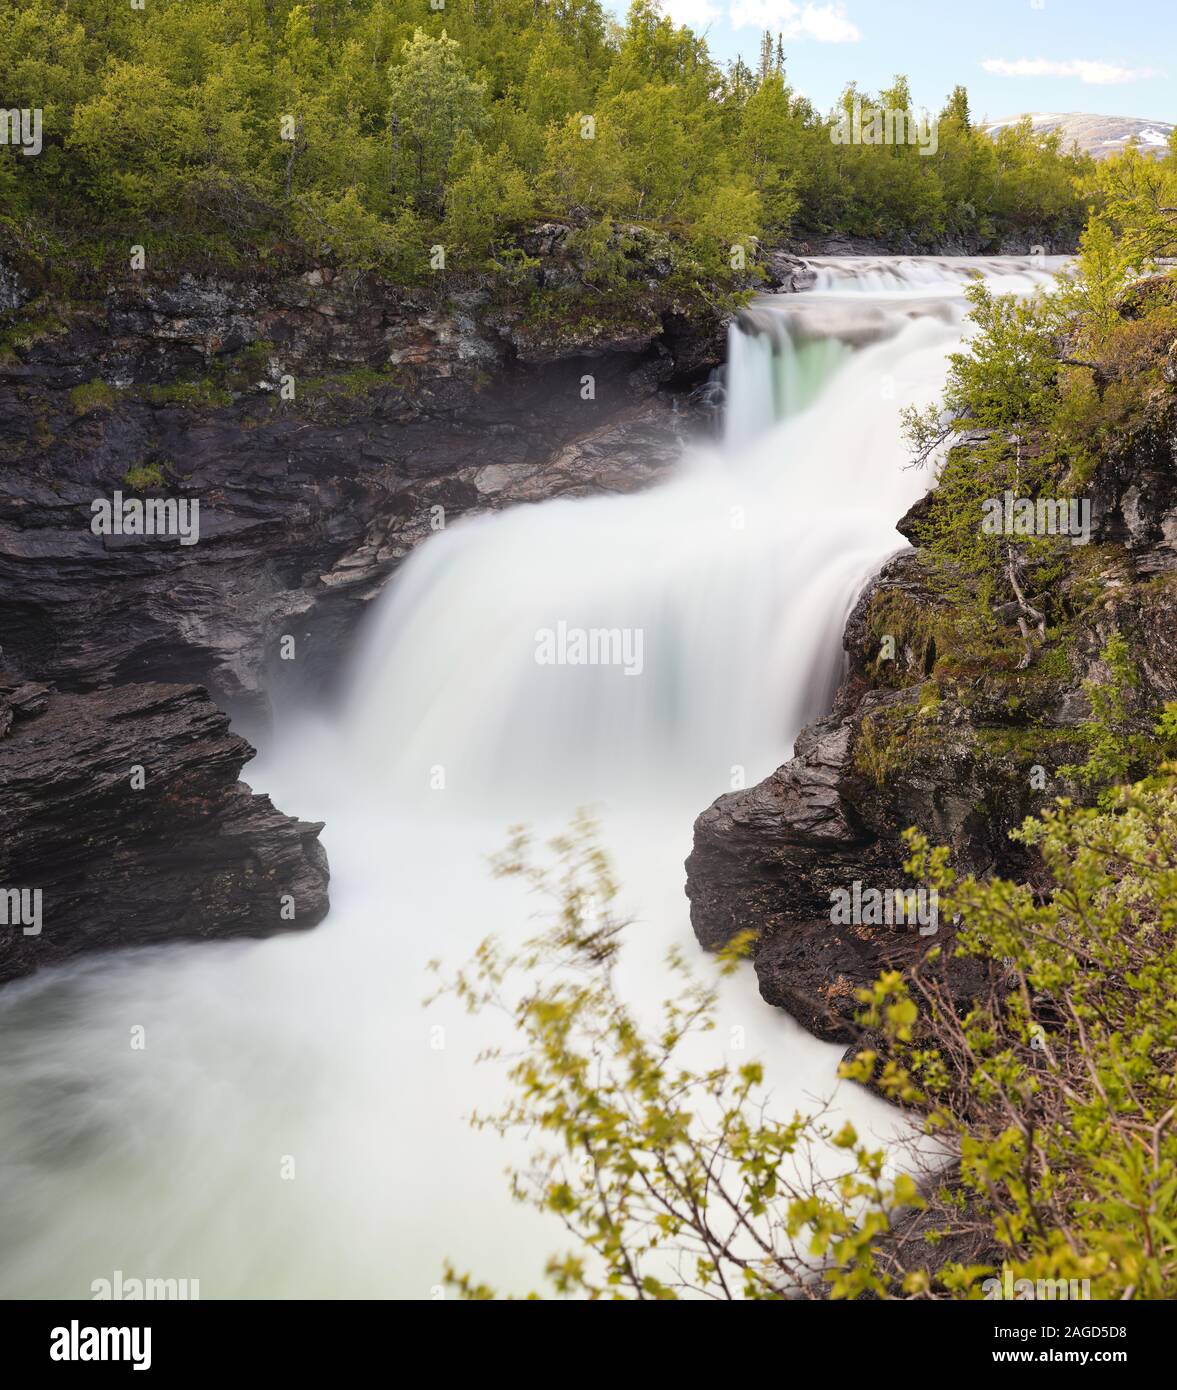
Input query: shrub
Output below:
<box><xmin>433</xmin><ymin>789</ymin><xmax>1177</xmax><ymax>1299</ymax></box>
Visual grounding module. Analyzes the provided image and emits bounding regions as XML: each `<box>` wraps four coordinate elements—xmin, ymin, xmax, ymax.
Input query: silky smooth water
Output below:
<box><xmin>0</xmin><ymin>256</ymin><xmax>1063</xmax><ymax>1298</ymax></box>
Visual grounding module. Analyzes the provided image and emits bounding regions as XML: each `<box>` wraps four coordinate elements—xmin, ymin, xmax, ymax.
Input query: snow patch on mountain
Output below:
<box><xmin>981</xmin><ymin>112</ymin><xmax>1174</xmax><ymax>159</ymax></box>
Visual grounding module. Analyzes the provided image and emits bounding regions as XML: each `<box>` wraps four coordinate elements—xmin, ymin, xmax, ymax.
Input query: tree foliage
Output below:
<box><xmin>901</xmin><ymin>183</ymin><xmax>1177</xmax><ymax>673</ymax></box>
<box><xmin>436</xmin><ymin>784</ymin><xmax>1177</xmax><ymax>1299</ymax></box>
<box><xmin>432</xmin><ymin>814</ymin><xmax>927</xmax><ymax>1300</ymax></box>
<box><xmin>1</xmin><ymin>0</ymin><xmax>1098</xmax><ymax>286</ymax></box>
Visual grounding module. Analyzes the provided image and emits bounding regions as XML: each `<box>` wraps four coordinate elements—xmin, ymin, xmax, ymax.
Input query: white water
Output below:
<box><xmin>0</xmin><ymin>256</ymin><xmax>1063</xmax><ymax>1299</ymax></box>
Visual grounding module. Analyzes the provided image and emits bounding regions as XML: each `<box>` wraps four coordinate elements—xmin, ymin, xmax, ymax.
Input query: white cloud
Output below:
<box><xmin>729</xmin><ymin>2</ymin><xmax>861</xmax><ymax>42</ymax></box>
<box><xmin>659</xmin><ymin>0</ymin><xmax>723</xmax><ymax>26</ymax></box>
<box><xmin>981</xmin><ymin>58</ymin><xmax>1163</xmax><ymax>85</ymax></box>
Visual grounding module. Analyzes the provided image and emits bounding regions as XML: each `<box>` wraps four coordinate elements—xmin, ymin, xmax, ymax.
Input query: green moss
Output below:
<box><xmin>142</xmin><ymin>380</ymin><xmax>232</xmax><ymax>408</ymax></box>
<box><xmin>211</xmin><ymin>339</ymin><xmax>277</xmax><ymax>394</ymax></box>
<box><xmin>133</xmin><ymin>346</ymin><xmax>402</xmax><ymax>413</ymax></box>
<box><xmin>852</xmin><ymin>699</ymin><xmax>933</xmax><ymax>785</ymax></box>
<box><xmin>918</xmin><ymin>683</ymin><xmax>941</xmax><ymax>715</ymax></box>
<box><xmin>864</xmin><ymin>588</ymin><xmax>945</xmax><ymax>687</ymax></box>
<box><xmin>141</xmin><ymin>341</ymin><xmax>282</xmax><ymax>406</ymax></box>
<box><xmin>934</xmin><ymin>629</ymin><xmax>1025</xmax><ymax>683</ymax></box>
<box><xmin>853</xmin><ymin>713</ymin><xmax>903</xmax><ymax>787</ymax></box>
<box><xmin>1030</xmin><ymin>644</ymin><xmax>1073</xmax><ymax>681</ymax></box>
<box><xmin>1060</xmin><ymin>631</ymin><xmax>1162</xmax><ymax>806</ymax></box>
<box><xmin>325</xmin><ymin>366</ymin><xmax>390</xmax><ymax>399</ymax></box>
<box><xmin>295</xmin><ymin>365</ymin><xmax>395</xmax><ymax>407</ymax></box>
<box><xmin>974</xmin><ymin>725</ymin><xmax>1086</xmax><ymax>760</ymax></box>
<box><xmin>123</xmin><ymin>462</ymin><xmax>166</xmax><ymax>490</ymax></box>
<box><xmin>0</xmin><ymin>305</ymin><xmax>68</xmax><ymax>356</ymax></box>
<box><xmin>515</xmin><ymin>287</ymin><xmax>663</xmax><ymax>345</ymax></box>
<box><xmin>69</xmin><ymin>379</ymin><xmax>117</xmax><ymax>414</ymax></box>
<box><xmin>32</xmin><ymin>412</ymin><xmax>54</xmax><ymax>449</ymax></box>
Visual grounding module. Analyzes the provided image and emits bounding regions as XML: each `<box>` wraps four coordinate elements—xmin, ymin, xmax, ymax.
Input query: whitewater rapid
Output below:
<box><xmin>0</xmin><ymin>256</ymin><xmax>1065</xmax><ymax>1298</ymax></box>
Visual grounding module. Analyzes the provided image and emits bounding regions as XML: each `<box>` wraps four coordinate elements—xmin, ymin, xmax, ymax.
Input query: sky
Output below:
<box><xmin>605</xmin><ymin>0</ymin><xmax>1176</xmax><ymax>124</ymax></box>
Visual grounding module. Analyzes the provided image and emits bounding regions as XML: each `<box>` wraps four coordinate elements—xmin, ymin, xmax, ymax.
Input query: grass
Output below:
<box><xmin>123</xmin><ymin>462</ymin><xmax>166</xmax><ymax>490</ymax></box>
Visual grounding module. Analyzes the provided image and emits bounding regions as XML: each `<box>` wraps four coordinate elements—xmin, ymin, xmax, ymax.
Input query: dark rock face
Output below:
<box><xmin>685</xmin><ymin>579</ymin><xmax>1023</xmax><ymax>1043</ymax></box>
<box><xmin>0</xmin><ymin>261</ymin><xmax>717</xmax><ymax>727</ymax></box>
<box><xmin>687</xmin><ymin>384</ymin><xmax>1177</xmax><ymax>1040</ymax></box>
<box><xmin>0</xmin><ymin>670</ymin><xmax>328</xmax><ymax>985</ymax></box>
<box><xmin>0</xmin><ymin>238</ymin><xmax>729</xmax><ymax>981</ymax></box>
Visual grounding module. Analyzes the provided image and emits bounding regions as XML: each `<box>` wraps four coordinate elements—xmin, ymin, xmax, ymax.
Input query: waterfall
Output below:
<box><xmin>0</xmin><ymin>255</ymin><xmax>1065</xmax><ymax>1298</ymax></box>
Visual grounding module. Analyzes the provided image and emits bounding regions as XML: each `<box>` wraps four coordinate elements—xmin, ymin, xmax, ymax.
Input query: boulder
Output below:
<box><xmin>0</xmin><ymin>672</ymin><xmax>328</xmax><ymax>985</ymax></box>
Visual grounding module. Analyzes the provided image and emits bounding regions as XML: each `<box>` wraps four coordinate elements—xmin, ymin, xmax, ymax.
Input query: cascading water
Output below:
<box><xmin>0</xmin><ymin>256</ymin><xmax>1065</xmax><ymax>1298</ymax></box>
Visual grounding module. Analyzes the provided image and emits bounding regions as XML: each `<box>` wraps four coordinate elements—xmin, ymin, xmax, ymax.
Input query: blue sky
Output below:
<box><xmin>607</xmin><ymin>0</ymin><xmax>1176</xmax><ymax>123</ymax></box>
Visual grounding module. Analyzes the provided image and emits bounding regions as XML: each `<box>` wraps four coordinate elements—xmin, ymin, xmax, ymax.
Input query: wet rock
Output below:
<box><xmin>684</xmin><ymin>517</ymin><xmax>1177</xmax><ymax>1042</ymax></box>
<box><xmin>762</xmin><ymin>250</ymin><xmax>818</xmax><ymax>293</ymax></box>
<box><xmin>0</xmin><ymin>267</ymin><xmax>711</xmax><ymax>726</ymax></box>
<box><xmin>0</xmin><ymin>257</ymin><xmax>29</xmax><ymax>313</ymax></box>
<box><xmin>685</xmin><ymin>674</ymin><xmax>1012</xmax><ymax>1042</ymax></box>
<box><xmin>0</xmin><ymin>671</ymin><xmax>328</xmax><ymax>985</ymax></box>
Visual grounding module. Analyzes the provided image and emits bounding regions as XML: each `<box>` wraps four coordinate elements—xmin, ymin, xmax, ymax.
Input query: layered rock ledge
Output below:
<box><xmin>0</xmin><ymin>229</ymin><xmax>739</xmax><ymax>976</ymax></box>
<box><xmin>0</xmin><ymin>672</ymin><xmax>328</xmax><ymax>985</ymax></box>
<box><xmin>1</xmin><ymin>241</ymin><xmax>726</xmax><ymax>726</ymax></box>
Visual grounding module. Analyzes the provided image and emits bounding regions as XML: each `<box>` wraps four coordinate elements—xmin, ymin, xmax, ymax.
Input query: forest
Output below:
<box><xmin>3</xmin><ymin>0</ymin><xmax>1101</xmax><ymax>293</ymax></box>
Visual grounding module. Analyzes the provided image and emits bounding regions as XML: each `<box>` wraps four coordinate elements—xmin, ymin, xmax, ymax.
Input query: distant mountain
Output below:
<box><xmin>981</xmin><ymin>112</ymin><xmax>1174</xmax><ymax>160</ymax></box>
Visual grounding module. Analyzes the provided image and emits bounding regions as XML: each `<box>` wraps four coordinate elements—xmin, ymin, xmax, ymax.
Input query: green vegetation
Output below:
<box><xmin>434</xmin><ymin>814</ymin><xmax>924</xmax><ymax>1300</ymax></box>
<box><xmin>901</xmin><ymin>280</ymin><xmax>1081</xmax><ymax>656</ymax></box>
<box><xmin>880</xmin><ymin>791</ymin><xmax>1177</xmax><ymax>1300</ymax></box>
<box><xmin>1059</xmin><ymin>633</ymin><xmax>1153</xmax><ymax>804</ymax></box>
<box><xmin>296</xmin><ymin>366</ymin><xmax>394</xmax><ymax>402</ymax></box>
<box><xmin>7</xmin><ymin>0</ymin><xmax>1177</xmax><ymax>1304</ymax></box>
<box><xmin>123</xmin><ymin>461</ymin><xmax>166</xmax><ymax>489</ymax></box>
<box><xmin>68</xmin><ymin>378</ymin><xmax>116</xmax><ymax>414</ymax></box>
<box><xmin>141</xmin><ymin>380</ymin><xmax>233</xmax><ymax>408</ymax></box>
<box><xmin>2</xmin><ymin>0</ymin><xmax>1100</xmax><ymax>301</ymax></box>
<box><xmin>853</xmin><ymin>706</ymin><xmax>916</xmax><ymax>785</ymax></box>
<box><xmin>863</xmin><ymin>588</ymin><xmax>942</xmax><ymax>686</ymax></box>
<box><xmin>0</xmin><ymin>303</ymin><xmax>67</xmax><ymax>359</ymax></box>
<box><xmin>898</xmin><ymin>149</ymin><xmax>1177</xmax><ymax>767</ymax></box>
<box><xmin>437</xmin><ymin>793</ymin><xmax>1177</xmax><ymax>1298</ymax></box>
<box><xmin>419</xmin><ymin>138</ymin><xmax>1177</xmax><ymax>1300</ymax></box>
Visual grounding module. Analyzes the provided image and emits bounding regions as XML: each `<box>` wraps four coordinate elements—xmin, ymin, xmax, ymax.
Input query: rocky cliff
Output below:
<box><xmin>1</xmin><ymin>229</ymin><xmax>728</xmax><ymax>728</ymax></box>
<box><xmin>0</xmin><ymin>225</ymin><xmax>734</xmax><ymax>981</ymax></box>
<box><xmin>0</xmin><ymin>669</ymin><xmax>329</xmax><ymax>984</ymax></box>
<box><xmin>686</xmin><ymin>286</ymin><xmax>1177</xmax><ymax>1044</ymax></box>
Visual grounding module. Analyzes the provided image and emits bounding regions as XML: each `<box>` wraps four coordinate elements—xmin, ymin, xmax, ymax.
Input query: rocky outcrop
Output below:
<box><xmin>0</xmin><ymin>668</ymin><xmax>328</xmax><ymax>985</ymax></box>
<box><xmin>0</xmin><ymin>241</ymin><xmax>725</xmax><ymax>727</ymax></box>
<box><xmin>685</xmin><ymin>554</ymin><xmax>1044</xmax><ymax>1042</ymax></box>
<box><xmin>1078</xmin><ymin>276</ymin><xmax>1177</xmax><ymax>573</ymax></box>
<box><xmin>0</xmin><ymin>258</ymin><xmax>29</xmax><ymax>313</ymax></box>
<box><xmin>761</xmin><ymin>250</ymin><xmax>818</xmax><ymax>293</ymax></box>
<box><xmin>687</xmin><ymin>330</ymin><xmax>1177</xmax><ymax>1041</ymax></box>
<box><xmin>0</xmin><ymin>230</ymin><xmax>736</xmax><ymax>979</ymax></box>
